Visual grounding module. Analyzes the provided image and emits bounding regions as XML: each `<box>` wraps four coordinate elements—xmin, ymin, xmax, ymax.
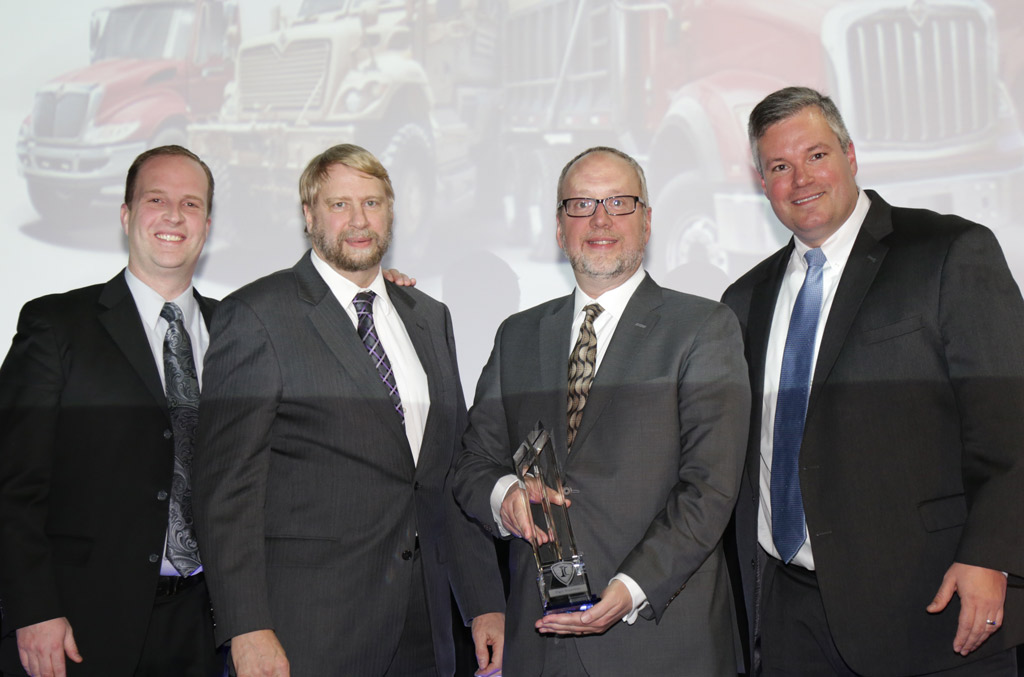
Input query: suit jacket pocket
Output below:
<box><xmin>918</xmin><ymin>494</ymin><xmax>967</xmax><ymax>532</ymax></box>
<box><xmin>48</xmin><ymin>534</ymin><xmax>94</xmax><ymax>566</ymax></box>
<box><xmin>265</xmin><ymin>536</ymin><xmax>343</xmax><ymax>568</ymax></box>
<box><xmin>861</xmin><ymin>315</ymin><xmax>924</xmax><ymax>344</ymax></box>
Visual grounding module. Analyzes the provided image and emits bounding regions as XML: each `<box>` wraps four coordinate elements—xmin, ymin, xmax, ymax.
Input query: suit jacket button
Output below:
<box><xmin>149</xmin><ymin>554</ymin><xmax>159</xmax><ymax>563</ymax></box>
<box><xmin>414</xmin><ymin>481</ymin><xmax>421</xmax><ymax>490</ymax></box>
<box><xmin>163</xmin><ymin>429</ymin><xmax>172</xmax><ymax>440</ymax></box>
<box><xmin>402</xmin><ymin>550</ymin><xmax>413</xmax><ymax>560</ymax></box>
<box><xmin>157</xmin><ymin>490</ymin><xmax>168</xmax><ymax>501</ymax></box>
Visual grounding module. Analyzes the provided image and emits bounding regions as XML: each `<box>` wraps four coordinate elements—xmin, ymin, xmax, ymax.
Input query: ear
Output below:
<box><xmin>302</xmin><ymin>204</ymin><xmax>313</xmax><ymax>233</ymax></box>
<box><xmin>643</xmin><ymin>206</ymin><xmax>652</xmax><ymax>246</ymax></box>
<box><xmin>846</xmin><ymin>141</ymin><xmax>858</xmax><ymax>178</ymax></box>
<box><xmin>120</xmin><ymin>203</ymin><xmax>130</xmax><ymax>235</ymax></box>
<box><xmin>555</xmin><ymin>215</ymin><xmax>565</xmax><ymax>250</ymax></box>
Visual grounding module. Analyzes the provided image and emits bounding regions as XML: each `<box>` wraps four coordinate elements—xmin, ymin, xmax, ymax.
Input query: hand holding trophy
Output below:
<box><xmin>512</xmin><ymin>423</ymin><xmax>600</xmax><ymax>615</ymax></box>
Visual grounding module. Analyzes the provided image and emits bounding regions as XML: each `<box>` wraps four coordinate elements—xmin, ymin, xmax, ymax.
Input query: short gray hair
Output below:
<box><xmin>555</xmin><ymin>146</ymin><xmax>649</xmax><ymax>213</ymax></box>
<box><xmin>748</xmin><ymin>86</ymin><xmax>852</xmax><ymax>176</ymax></box>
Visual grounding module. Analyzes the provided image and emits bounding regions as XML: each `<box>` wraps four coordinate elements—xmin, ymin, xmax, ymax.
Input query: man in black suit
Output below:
<box><xmin>453</xmin><ymin>146</ymin><xmax>750</xmax><ymax>675</ymax></box>
<box><xmin>193</xmin><ymin>144</ymin><xmax>505</xmax><ymax>677</ymax></box>
<box><xmin>722</xmin><ymin>86</ymin><xmax>1024</xmax><ymax>676</ymax></box>
<box><xmin>0</xmin><ymin>146</ymin><xmax>223</xmax><ymax>676</ymax></box>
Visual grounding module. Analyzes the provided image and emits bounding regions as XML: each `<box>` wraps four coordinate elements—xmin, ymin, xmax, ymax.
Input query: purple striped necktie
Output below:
<box><xmin>353</xmin><ymin>291</ymin><xmax>404</xmax><ymax>424</ymax></box>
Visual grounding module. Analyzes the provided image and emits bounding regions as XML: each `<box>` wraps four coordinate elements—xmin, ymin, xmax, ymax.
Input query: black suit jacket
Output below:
<box><xmin>193</xmin><ymin>252</ymin><xmax>504</xmax><ymax>676</ymax></box>
<box><xmin>722</xmin><ymin>190</ymin><xmax>1024</xmax><ymax>676</ymax></box>
<box><xmin>454</xmin><ymin>274</ymin><xmax>751</xmax><ymax>675</ymax></box>
<box><xmin>0</xmin><ymin>272</ymin><xmax>216</xmax><ymax>676</ymax></box>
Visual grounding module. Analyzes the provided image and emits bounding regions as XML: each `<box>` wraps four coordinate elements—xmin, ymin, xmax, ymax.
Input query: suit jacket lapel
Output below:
<box><xmin>98</xmin><ymin>272</ymin><xmax>167</xmax><ymax>411</ymax></box>
<box><xmin>388</xmin><ymin>283</ymin><xmax>444</xmax><ymax>474</ymax></box>
<box><xmin>745</xmin><ymin>248</ymin><xmax>792</xmax><ymax>490</ymax></box>
<box><xmin>569</xmin><ymin>274</ymin><xmax>661</xmax><ymax>459</ymax></box>
<box><xmin>539</xmin><ymin>294</ymin><xmax>574</xmax><ymax>463</ymax></box>
<box><xmin>295</xmin><ymin>253</ymin><xmax>410</xmax><ymax>452</ymax></box>
<box><xmin>805</xmin><ymin>192</ymin><xmax>891</xmax><ymax>421</ymax></box>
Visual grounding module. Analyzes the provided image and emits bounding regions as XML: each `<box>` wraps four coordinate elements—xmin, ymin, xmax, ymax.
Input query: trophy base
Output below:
<box><xmin>542</xmin><ymin>594</ymin><xmax>601</xmax><ymax>616</ymax></box>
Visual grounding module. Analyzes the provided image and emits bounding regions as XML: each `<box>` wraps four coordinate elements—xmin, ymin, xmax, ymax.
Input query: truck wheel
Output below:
<box><xmin>380</xmin><ymin>123</ymin><xmax>435</xmax><ymax>266</ymax></box>
<box><xmin>650</xmin><ymin>174</ymin><xmax>731</xmax><ymax>299</ymax></box>
<box><xmin>26</xmin><ymin>177</ymin><xmax>86</xmax><ymax>223</ymax></box>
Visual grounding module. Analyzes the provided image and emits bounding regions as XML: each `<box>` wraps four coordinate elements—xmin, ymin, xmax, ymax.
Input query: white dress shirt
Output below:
<box><xmin>310</xmin><ymin>252</ymin><xmax>430</xmax><ymax>464</ymax></box>
<box><xmin>758</xmin><ymin>190</ymin><xmax>871</xmax><ymax>569</ymax></box>
<box><xmin>489</xmin><ymin>266</ymin><xmax>649</xmax><ymax>621</ymax></box>
<box><xmin>125</xmin><ymin>269</ymin><xmax>209</xmax><ymax>576</ymax></box>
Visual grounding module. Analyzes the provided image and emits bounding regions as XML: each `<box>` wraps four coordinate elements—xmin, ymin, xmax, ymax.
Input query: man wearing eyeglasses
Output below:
<box><xmin>454</xmin><ymin>146</ymin><xmax>751</xmax><ymax>675</ymax></box>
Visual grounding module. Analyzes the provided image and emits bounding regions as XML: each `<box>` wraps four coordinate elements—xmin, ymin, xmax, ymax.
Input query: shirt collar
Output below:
<box><xmin>124</xmin><ymin>268</ymin><xmax>198</xmax><ymax>330</ymax></box>
<box><xmin>309</xmin><ymin>249</ymin><xmax>392</xmax><ymax>316</ymax></box>
<box><xmin>572</xmin><ymin>265</ymin><xmax>646</xmax><ymax>320</ymax></box>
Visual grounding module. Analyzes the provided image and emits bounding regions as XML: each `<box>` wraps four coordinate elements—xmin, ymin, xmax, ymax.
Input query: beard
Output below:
<box><xmin>560</xmin><ymin>235</ymin><xmax>644</xmax><ymax>281</ymax></box>
<box><xmin>308</xmin><ymin>219</ymin><xmax>392</xmax><ymax>273</ymax></box>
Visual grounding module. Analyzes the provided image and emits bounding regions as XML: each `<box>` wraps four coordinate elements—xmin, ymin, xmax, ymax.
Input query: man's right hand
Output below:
<box><xmin>499</xmin><ymin>476</ymin><xmax>570</xmax><ymax>543</ymax></box>
<box><xmin>231</xmin><ymin>629</ymin><xmax>289</xmax><ymax>677</ymax></box>
<box><xmin>16</xmin><ymin>617</ymin><xmax>82</xmax><ymax>677</ymax></box>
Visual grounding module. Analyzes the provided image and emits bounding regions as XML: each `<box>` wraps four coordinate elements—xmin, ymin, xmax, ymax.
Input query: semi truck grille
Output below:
<box><xmin>238</xmin><ymin>39</ymin><xmax>331</xmax><ymax>111</ymax></box>
<box><xmin>32</xmin><ymin>91</ymin><xmax>90</xmax><ymax>139</ymax></box>
<box><xmin>835</xmin><ymin>4</ymin><xmax>995</xmax><ymax>144</ymax></box>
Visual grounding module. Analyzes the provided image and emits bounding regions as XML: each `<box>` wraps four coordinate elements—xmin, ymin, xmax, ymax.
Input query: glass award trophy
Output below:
<box><xmin>512</xmin><ymin>422</ymin><xmax>600</xmax><ymax>615</ymax></box>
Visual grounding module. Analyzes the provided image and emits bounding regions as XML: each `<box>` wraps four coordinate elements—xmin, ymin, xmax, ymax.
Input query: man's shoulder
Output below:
<box><xmin>19</xmin><ymin>279</ymin><xmax>114</xmax><ymax>324</ymax></box>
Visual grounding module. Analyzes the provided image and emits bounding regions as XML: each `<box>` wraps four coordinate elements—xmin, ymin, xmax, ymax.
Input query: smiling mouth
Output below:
<box><xmin>793</xmin><ymin>193</ymin><xmax>824</xmax><ymax>205</ymax></box>
<box><xmin>156</xmin><ymin>233</ymin><xmax>184</xmax><ymax>242</ymax></box>
<box><xmin>587</xmin><ymin>238</ymin><xmax>617</xmax><ymax>245</ymax></box>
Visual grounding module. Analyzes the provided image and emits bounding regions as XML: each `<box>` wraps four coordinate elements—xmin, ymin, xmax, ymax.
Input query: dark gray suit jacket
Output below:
<box><xmin>0</xmin><ymin>272</ymin><xmax>216</xmax><ymax>676</ymax></box>
<box><xmin>454</xmin><ymin>273</ymin><xmax>750</xmax><ymax>675</ymax></box>
<box><xmin>722</xmin><ymin>190</ymin><xmax>1024</xmax><ymax>676</ymax></box>
<box><xmin>193</xmin><ymin>252</ymin><xmax>504</xmax><ymax>676</ymax></box>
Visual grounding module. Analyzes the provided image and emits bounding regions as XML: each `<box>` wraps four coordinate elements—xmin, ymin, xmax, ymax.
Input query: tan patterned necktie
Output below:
<box><xmin>567</xmin><ymin>303</ymin><xmax>604</xmax><ymax>451</ymax></box>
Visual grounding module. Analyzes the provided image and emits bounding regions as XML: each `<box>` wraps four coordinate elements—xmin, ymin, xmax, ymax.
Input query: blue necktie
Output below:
<box><xmin>771</xmin><ymin>248</ymin><xmax>827</xmax><ymax>563</ymax></box>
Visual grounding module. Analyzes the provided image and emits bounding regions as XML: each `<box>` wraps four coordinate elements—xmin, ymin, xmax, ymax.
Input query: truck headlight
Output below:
<box><xmin>83</xmin><ymin>121</ymin><xmax>140</xmax><ymax>144</ymax></box>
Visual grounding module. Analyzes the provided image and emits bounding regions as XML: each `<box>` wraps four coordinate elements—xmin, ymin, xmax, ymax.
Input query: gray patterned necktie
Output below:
<box><xmin>160</xmin><ymin>302</ymin><xmax>202</xmax><ymax>576</ymax></box>
<box><xmin>353</xmin><ymin>291</ymin><xmax>405</xmax><ymax>424</ymax></box>
<box><xmin>567</xmin><ymin>303</ymin><xmax>603</xmax><ymax>451</ymax></box>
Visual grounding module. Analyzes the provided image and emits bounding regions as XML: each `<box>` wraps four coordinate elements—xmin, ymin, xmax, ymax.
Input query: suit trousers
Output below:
<box><xmin>761</xmin><ymin>555</ymin><xmax>1016</xmax><ymax>676</ymax></box>
<box><xmin>384</xmin><ymin>547</ymin><xmax>437</xmax><ymax>677</ymax></box>
<box><xmin>135</xmin><ymin>574</ymin><xmax>223</xmax><ymax>677</ymax></box>
<box><xmin>540</xmin><ymin>636</ymin><xmax>590</xmax><ymax>677</ymax></box>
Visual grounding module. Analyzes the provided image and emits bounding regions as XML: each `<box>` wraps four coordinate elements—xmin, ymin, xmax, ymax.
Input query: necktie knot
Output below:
<box><xmin>160</xmin><ymin>301</ymin><xmax>185</xmax><ymax>325</ymax></box>
<box><xmin>583</xmin><ymin>303</ymin><xmax>604</xmax><ymax>323</ymax></box>
<box><xmin>353</xmin><ymin>290</ymin><xmax>377</xmax><ymax>313</ymax></box>
<box><xmin>804</xmin><ymin>247</ymin><xmax>827</xmax><ymax>269</ymax></box>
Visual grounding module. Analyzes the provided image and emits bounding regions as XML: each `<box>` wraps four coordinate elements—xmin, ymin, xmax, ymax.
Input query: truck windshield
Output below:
<box><xmin>93</xmin><ymin>5</ymin><xmax>195</xmax><ymax>62</ymax></box>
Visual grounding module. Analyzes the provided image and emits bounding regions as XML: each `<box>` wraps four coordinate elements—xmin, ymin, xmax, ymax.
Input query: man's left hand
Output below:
<box><xmin>535</xmin><ymin>579</ymin><xmax>633</xmax><ymax>636</ymax></box>
<box><xmin>382</xmin><ymin>269</ymin><xmax>416</xmax><ymax>286</ymax></box>
<box><xmin>470</xmin><ymin>612</ymin><xmax>504</xmax><ymax>676</ymax></box>
<box><xmin>926</xmin><ymin>561</ymin><xmax>1007</xmax><ymax>655</ymax></box>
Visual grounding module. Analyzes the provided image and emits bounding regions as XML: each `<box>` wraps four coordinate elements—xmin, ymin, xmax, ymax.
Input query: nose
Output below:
<box><xmin>792</xmin><ymin>162</ymin><xmax>811</xmax><ymax>187</ymax></box>
<box><xmin>165</xmin><ymin>203</ymin><xmax>185</xmax><ymax>224</ymax></box>
<box><xmin>351</xmin><ymin>203</ymin><xmax>369</xmax><ymax>227</ymax></box>
<box><xmin>590</xmin><ymin>201</ymin><xmax>612</xmax><ymax>228</ymax></box>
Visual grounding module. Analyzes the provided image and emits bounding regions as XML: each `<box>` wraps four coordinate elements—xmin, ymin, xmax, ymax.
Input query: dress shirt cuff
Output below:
<box><xmin>611</xmin><ymin>573</ymin><xmax>648</xmax><ymax>625</ymax></box>
<box><xmin>489</xmin><ymin>474</ymin><xmax>519</xmax><ymax>537</ymax></box>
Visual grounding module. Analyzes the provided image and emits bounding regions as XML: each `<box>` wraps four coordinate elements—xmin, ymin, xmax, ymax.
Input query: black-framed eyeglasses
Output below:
<box><xmin>559</xmin><ymin>195</ymin><xmax>643</xmax><ymax>218</ymax></box>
